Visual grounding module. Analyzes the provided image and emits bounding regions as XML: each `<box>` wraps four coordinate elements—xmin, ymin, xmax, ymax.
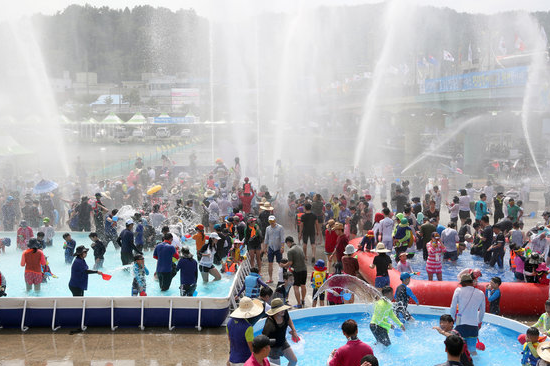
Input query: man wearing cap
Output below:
<box><xmin>153</xmin><ymin>233</ymin><xmax>180</xmax><ymax>291</ymax></box>
<box><xmin>120</xmin><ymin>219</ymin><xmax>142</xmax><ymax>266</ymax></box>
<box><xmin>264</xmin><ymin>215</ymin><xmax>285</xmax><ymax>283</ymax></box>
<box><xmin>226</xmin><ymin>296</ymin><xmax>264</xmax><ymax>366</ymax></box>
<box><xmin>450</xmin><ymin>274</ymin><xmax>485</xmax><ymax>356</ymax></box>
<box><xmin>69</xmin><ymin>245</ymin><xmax>103</xmax><ymax>296</ymax></box>
<box><xmin>284</xmin><ymin>236</ymin><xmax>307</xmax><ymax>308</ymax></box>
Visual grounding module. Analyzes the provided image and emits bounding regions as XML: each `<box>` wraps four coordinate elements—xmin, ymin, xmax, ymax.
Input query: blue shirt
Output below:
<box><xmin>475</xmin><ymin>200</ymin><xmax>489</xmax><ymax>221</ymax></box>
<box><xmin>153</xmin><ymin>243</ymin><xmax>176</xmax><ymax>273</ymax></box>
<box><xmin>176</xmin><ymin>257</ymin><xmax>198</xmax><ymax>285</ymax></box>
<box><xmin>120</xmin><ymin>228</ymin><xmax>138</xmax><ymax>254</ymax></box>
<box><xmin>135</xmin><ymin>223</ymin><xmax>144</xmax><ymax>245</ymax></box>
<box><xmin>227</xmin><ymin>318</ymin><xmax>254</xmax><ymax>363</ymax></box>
<box><xmin>69</xmin><ymin>257</ymin><xmax>90</xmax><ymax>290</ymax></box>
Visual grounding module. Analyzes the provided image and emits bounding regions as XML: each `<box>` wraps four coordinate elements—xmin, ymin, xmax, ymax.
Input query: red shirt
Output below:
<box><xmin>329</xmin><ymin>339</ymin><xmax>373</xmax><ymax>366</ymax></box>
<box><xmin>334</xmin><ymin>234</ymin><xmax>349</xmax><ymax>261</ymax></box>
<box><xmin>239</xmin><ymin>193</ymin><xmax>254</xmax><ymax>214</ymax></box>
<box><xmin>325</xmin><ymin>229</ymin><xmax>338</xmax><ymax>253</ymax></box>
<box><xmin>244</xmin><ymin>354</ymin><xmax>270</xmax><ymax>366</ymax></box>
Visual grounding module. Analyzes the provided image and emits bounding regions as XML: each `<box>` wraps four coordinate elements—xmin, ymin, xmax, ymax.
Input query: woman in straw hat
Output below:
<box><xmin>227</xmin><ymin>296</ymin><xmax>264</xmax><ymax>365</ymax></box>
<box><xmin>262</xmin><ymin>298</ymin><xmax>298</xmax><ymax>366</ymax></box>
<box><xmin>369</xmin><ymin>242</ymin><xmax>392</xmax><ymax>288</ymax></box>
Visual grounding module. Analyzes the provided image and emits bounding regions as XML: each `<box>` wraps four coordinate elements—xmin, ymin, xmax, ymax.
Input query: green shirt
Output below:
<box><xmin>287</xmin><ymin>244</ymin><xmax>307</xmax><ymax>272</ymax></box>
<box><xmin>533</xmin><ymin>313</ymin><xmax>550</xmax><ymax>333</ymax></box>
<box><xmin>370</xmin><ymin>298</ymin><xmax>403</xmax><ymax>331</ymax></box>
<box><xmin>507</xmin><ymin>205</ymin><xmax>521</xmax><ymax>222</ymax></box>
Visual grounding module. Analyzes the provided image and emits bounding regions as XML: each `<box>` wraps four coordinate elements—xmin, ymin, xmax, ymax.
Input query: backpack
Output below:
<box><xmin>312</xmin><ymin>270</ymin><xmax>326</xmax><ymax>288</ymax></box>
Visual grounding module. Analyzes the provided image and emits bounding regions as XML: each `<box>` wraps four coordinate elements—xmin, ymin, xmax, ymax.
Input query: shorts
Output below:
<box><xmin>450</xmin><ymin>216</ymin><xmax>458</xmax><ymax>224</ymax></box>
<box><xmin>317</xmin><ymin>215</ymin><xmax>324</xmax><ymax>224</ymax></box>
<box><xmin>443</xmin><ymin>251</ymin><xmax>458</xmax><ymax>261</ymax></box>
<box><xmin>247</xmin><ymin>242</ymin><xmax>261</xmax><ymax>251</ymax></box>
<box><xmin>25</xmin><ymin>272</ymin><xmax>43</xmax><ymax>285</ymax></box>
<box><xmin>370</xmin><ymin>323</ymin><xmax>391</xmax><ymax>346</ymax></box>
<box><xmin>293</xmin><ymin>270</ymin><xmax>307</xmax><ymax>286</ymax></box>
<box><xmin>268</xmin><ymin>341</ymin><xmax>291</xmax><ymax>361</ymax></box>
<box><xmin>312</xmin><ymin>287</ymin><xmax>325</xmax><ymax>301</ymax></box>
<box><xmin>455</xmin><ymin>324</ymin><xmax>478</xmax><ymax>352</ymax></box>
<box><xmin>302</xmin><ymin>232</ymin><xmax>315</xmax><ymax>245</ymax></box>
<box><xmin>375</xmin><ymin>275</ymin><xmax>390</xmax><ymax>288</ymax></box>
<box><xmin>180</xmin><ymin>283</ymin><xmax>197</xmax><ymax>296</ymax></box>
<box><xmin>199</xmin><ymin>264</ymin><xmax>214</xmax><ymax>272</ymax></box>
<box><xmin>267</xmin><ymin>247</ymin><xmax>282</xmax><ymax>263</ymax></box>
<box><xmin>459</xmin><ymin>210</ymin><xmax>470</xmax><ymax>219</ymax></box>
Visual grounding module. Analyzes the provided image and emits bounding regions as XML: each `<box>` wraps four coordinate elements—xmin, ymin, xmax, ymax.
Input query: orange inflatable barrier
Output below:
<box><xmin>351</xmin><ymin>238</ymin><xmax>548</xmax><ymax>316</ymax></box>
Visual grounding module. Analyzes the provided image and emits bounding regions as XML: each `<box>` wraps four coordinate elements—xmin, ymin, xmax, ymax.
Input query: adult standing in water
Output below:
<box><xmin>262</xmin><ymin>298</ymin><xmax>298</xmax><ymax>366</ymax></box>
<box><xmin>120</xmin><ymin>219</ymin><xmax>142</xmax><ymax>265</ymax></box>
<box><xmin>20</xmin><ymin>238</ymin><xmax>46</xmax><ymax>292</ymax></box>
<box><xmin>198</xmin><ymin>233</ymin><xmax>222</xmax><ymax>282</ymax></box>
<box><xmin>450</xmin><ymin>274</ymin><xmax>485</xmax><ymax>356</ymax></box>
<box><xmin>68</xmin><ymin>245</ymin><xmax>103</xmax><ymax>296</ymax></box>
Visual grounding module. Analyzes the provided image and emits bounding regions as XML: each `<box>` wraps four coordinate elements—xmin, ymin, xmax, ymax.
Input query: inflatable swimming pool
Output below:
<box><xmin>0</xmin><ymin>232</ymin><xmax>248</xmax><ymax>330</ymax></box>
<box><xmin>253</xmin><ymin>304</ymin><xmax>526</xmax><ymax>365</ymax></box>
<box><xmin>352</xmin><ymin>238</ymin><xmax>549</xmax><ymax>315</ymax></box>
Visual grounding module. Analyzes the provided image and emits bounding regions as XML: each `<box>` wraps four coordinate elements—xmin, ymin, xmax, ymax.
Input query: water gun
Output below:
<box><xmin>290</xmin><ymin>332</ymin><xmax>301</xmax><ymax>343</ymax></box>
<box><xmin>525</xmin><ymin>248</ymin><xmax>532</xmax><ymax>257</ymax></box>
<box><xmin>411</xmin><ymin>271</ymin><xmax>421</xmax><ymax>276</ymax></box>
<box><xmin>44</xmin><ymin>272</ymin><xmax>58</xmax><ymax>279</ymax></box>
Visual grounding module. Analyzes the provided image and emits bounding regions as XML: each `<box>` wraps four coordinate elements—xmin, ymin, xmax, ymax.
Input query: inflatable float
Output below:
<box><xmin>351</xmin><ymin>238</ymin><xmax>549</xmax><ymax>316</ymax></box>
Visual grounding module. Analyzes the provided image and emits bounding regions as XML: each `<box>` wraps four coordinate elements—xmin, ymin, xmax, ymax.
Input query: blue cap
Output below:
<box><xmin>400</xmin><ymin>272</ymin><xmax>411</xmax><ymax>281</ymax></box>
<box><xmin>213</xmin><ymin>224</ymin><xmax>222</xmax><ymax>231</ymax></box>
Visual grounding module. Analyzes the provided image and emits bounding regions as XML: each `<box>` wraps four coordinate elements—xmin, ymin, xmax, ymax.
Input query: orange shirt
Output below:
<box><xmin>20</xmin><ymin>249</ymin><xmax>46</xmax><ymax>274</ymax></box>
<box><xmin>193</xmin><ymin>232</ymin><xmax>205</xmax><ymax>251</ymax></box>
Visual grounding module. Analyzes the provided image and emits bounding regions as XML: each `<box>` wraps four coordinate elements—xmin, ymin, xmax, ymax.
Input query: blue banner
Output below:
<box><xmin>423</xmin><ymin>66</ymin><xmax>528</xmax><ymax>94</ymax></box>
<box><xmin>153</xmin><ymin>116</ymin><xmax>197</xmax><ymax>124</ymax></box>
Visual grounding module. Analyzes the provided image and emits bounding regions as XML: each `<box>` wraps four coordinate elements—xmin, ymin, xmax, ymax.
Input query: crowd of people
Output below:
<box><xmin>2</xmin><ymin>155</ymin><xmax>550</xmax><ymax>365</ymax></box>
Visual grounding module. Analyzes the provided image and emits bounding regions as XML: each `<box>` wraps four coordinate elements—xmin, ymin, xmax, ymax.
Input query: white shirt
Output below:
<box><xmin>171</xmin><ymin>235</ymin><xmax>182</xmax><ymax>249</ymax></box>
<box><xmin>450</xmin><ymin>286</ymin><xmax>485</xmax><ymax>327</ymax></box>
<box><xmin>380</xmin><ymin>217</ymin><xmax>394</xmax><ymax>241</ymax></box>
<box><xmin>458</xmin><ymin>196</ymin><xmax>470</xmax><ymax>211</ymax></box>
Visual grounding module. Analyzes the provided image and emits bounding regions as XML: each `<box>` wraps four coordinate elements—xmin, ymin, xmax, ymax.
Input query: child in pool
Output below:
<box><xmin>522</xmin><ymin>327</ymin><xmax>541</xmax><ymax>366</ymax></box>
<box><xmin>396</xmin><ymin>252</ymin><xmax>413</xmax><ymax>273</ymax></box>
<box><xmin>485</xmin><ymin>276</ymin><xmax>501</xmax><ymax>315</ymax></box>
<box><xmin>0</xmin><ymin>238</ymin><xmax>10</xmax><ymax>254</ymax></box>
<box><xmin>132</xmin><ymin>254</ymin><xmax>149</xmax><ymax>296</ymax></box>
<box><xmin>393</xmin><ymin>272</ymin><xmax>418</xmax><ymax>322</ymax></box>
<box><xmin>433</xmin><ymin>314</ymin><xmax>473</xmax><ymax>366</ymax></box>
<box><xmin>0</xmin><ymin>270</ymin><xmax>6</xmax><ymax>296</ymax></box>
<box><xmin>369</xmin><ymin>286</ymin><xmax>405</xmax><ymax>346</ymax></box>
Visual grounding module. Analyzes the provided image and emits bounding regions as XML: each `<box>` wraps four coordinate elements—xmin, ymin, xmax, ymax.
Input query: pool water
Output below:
<box><xmin>404</xmin><ymin>248</ymin><xmax>515</xmax><ymax>282</ymax></box>
<box><xmin>0</xmin><ymin>232</ymin><xmax>235</xmax><ymax>297</ymax></box>
<box><xmin>257</xmin><ymin>312</ymin><xmax>523</xmax><ymax>366</ymax></box>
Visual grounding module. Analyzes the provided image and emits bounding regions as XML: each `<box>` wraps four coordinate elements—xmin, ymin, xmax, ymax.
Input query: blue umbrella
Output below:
<box><xmin>33</xmin><ymin>180</ymin><xmax>58</xmax><ymax>194</ymax></box>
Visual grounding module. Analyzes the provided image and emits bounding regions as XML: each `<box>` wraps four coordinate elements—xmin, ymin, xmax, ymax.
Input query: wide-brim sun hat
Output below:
<box><xmin>344</xmin><ymin>244</ymin><xmax>357</xmax><ymax>255</ymax></box>
<box><xmin>262</xmin><ymin>203</ymin><xmax>274</xmax><ymax>211</ymax></box>
<box><xmin>266</xmin><ymin>298</ymin><xmax>291</xmax><ymax>316</ymax></box>
<box><xmin>460</xmin><ymin>274</ymin><xmax>474</xmax><ymax>284</ymax></box>
<box><xmin>204</xmin><ymin>189</ymin><xmax>216</xmax><ymax>198</ymax></box>
<box><xmin>537</xmin><ymin>341</ymin><xmax>550</xmax><ymax>362</ymax></box>
<box><xmin>371</xmin><ymin>242</ymin><xmax>390</xmax><ymax>253</ymax></box>
<box><xmin>230</xmin><ymin>297</ymin><xmax>264</xmax><ymax>319</ymax></box>
<box><xmin>73</xmin><ymin>245</ymin><xmax>89</xmax><ymax>256</ymax></box>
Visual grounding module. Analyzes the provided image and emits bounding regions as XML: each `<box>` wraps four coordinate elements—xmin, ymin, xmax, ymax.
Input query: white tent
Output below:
<box><xmin>126</xmin><ymin>113</ymin><xmax>147</xmax><ymax>125</ymax></box>
<box><xmin>101</xmin><ymin>113</ymin><xmax>124</xmax><ymax>124</ymax></box>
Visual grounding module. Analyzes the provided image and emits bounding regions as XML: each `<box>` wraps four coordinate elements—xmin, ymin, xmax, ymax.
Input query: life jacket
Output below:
<box><xmin>243</xmin><ymin>182</ymin><xmax>252</xmax><ymax>195</ymax></box>
<box><xmin>510</xmin><ymin>250</ymin><xmax>517</xmax><ymax>270</ymax></box>
<box><xmin>522</xmin><ymin>342</ymin><xmax>539</xmax><ymax>366</ymax></box>
<box><xmin>223</xmin><ymin>260</ymin><xmax>237</xmax><ymax>273</ymax></box>
<box><xmin>312</xmin><ymin>270</ymin><xmax>326</xmax><ymax>289</ymax></box>
<box><xmin>246</xmin><ymin>225</ymin><xmax>257</xmax><ymax>239</ymax></box>
<box><xmin>245</xmin><ymin>272</ymin><xmax>261</xmax><ymax>298</ymax></box>
<box><xmin>296</xmin><ymin>212</ymin><xmax>304</xmax><ymax>225</ymax></box>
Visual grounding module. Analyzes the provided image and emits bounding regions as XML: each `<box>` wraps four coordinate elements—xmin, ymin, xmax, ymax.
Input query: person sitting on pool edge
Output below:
<box><xmin>327</xmin><ymin>319</ymin><xmax>373</xmax><ymax>366</ymax></box>
<box><xmin>369</xmin><ymin>286</ymin><xmax>405</xmax><ymax>346</ymax></box>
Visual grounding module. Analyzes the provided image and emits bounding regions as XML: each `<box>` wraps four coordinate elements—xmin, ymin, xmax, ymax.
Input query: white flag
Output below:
<box><xmin>443</xmin><ymin>50</ymin><xmax>455</xmax><ymax>62</ymax></box>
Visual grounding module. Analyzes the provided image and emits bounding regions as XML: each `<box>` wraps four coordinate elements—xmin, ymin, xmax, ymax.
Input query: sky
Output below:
<box><xmin>3</xmin><ymin>0</ymin><xmax>550</xmax><ymax>21</ymax></box>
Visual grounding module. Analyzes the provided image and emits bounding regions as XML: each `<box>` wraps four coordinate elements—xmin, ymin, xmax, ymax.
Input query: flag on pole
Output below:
<box><xmin>443</xmin><ymin>50</ymin><xmax>455</xmax><ymax>62</ymax></box>
<box><xmin>498</xmin><ymin>37</ymin><xmax>507</xmax><ymax>55</ymax></box>
<box><xmin>514</xmin><ymin>35</ymin><xmax>525</xmax><ymax>51</ymax></box>
<box><xmin>428</xmin><ymin>55</ymin><xmax>438</xmax><ymax>65</ymax></box>
<box><xmin>468</xmin><ymin>43</ymin><xmax>473</xmax><ymax>63</ymax></box>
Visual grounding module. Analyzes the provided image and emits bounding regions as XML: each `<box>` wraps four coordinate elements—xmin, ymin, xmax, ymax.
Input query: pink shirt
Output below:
<box><xmin>244</xmin><ymin>355</ymin><xmax>270</xmax><ymax>366</ymax></box>
<box><xmin>329</xmin><ymin>339</ymin><xmax>373</xmax><ymax>366</ymax></box>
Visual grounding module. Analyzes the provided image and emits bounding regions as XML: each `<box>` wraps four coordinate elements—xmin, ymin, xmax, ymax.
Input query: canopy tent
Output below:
<box><xmin>82</xmin><ymin>117</ymin><xmax>98</xmax><ymax>124</ymax></box>
<box><xmin>126</xmin><ymin>113</ymin><xmax>147</xmax><ymax>125</ymax></box>
<box><xmin>101</xmin><ymin>113</ymin><xmax>124</xmax><ymax>124</ymax></box>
